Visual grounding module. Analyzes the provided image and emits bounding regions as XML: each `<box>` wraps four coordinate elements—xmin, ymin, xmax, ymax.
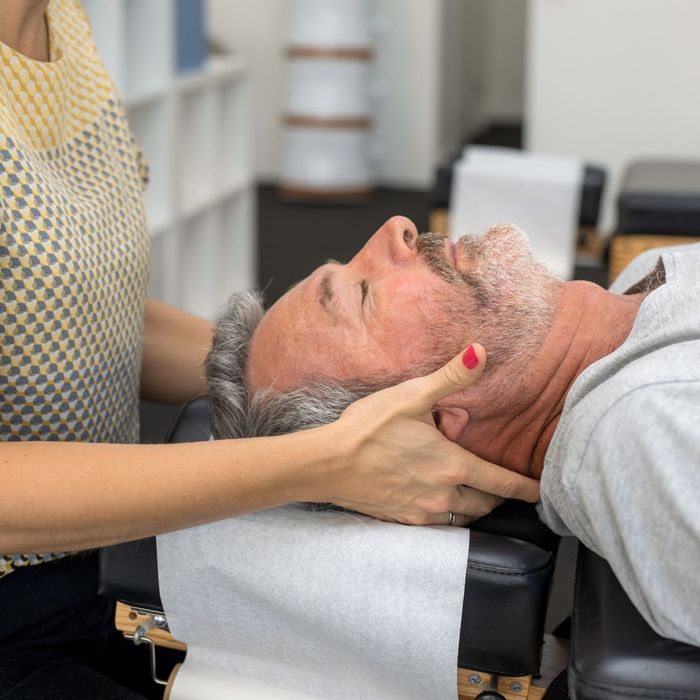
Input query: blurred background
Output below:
<box><xmin>83</xmin><ymin>0</ymin><xmax>700</xmax><ymax>310</ymax></box>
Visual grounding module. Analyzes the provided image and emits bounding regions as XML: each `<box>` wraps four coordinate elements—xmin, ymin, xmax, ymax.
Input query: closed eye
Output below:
<box><xmin>360</xmin><ymin>279</ymin><xmax>369</xmax><ymax>306</ymax></box>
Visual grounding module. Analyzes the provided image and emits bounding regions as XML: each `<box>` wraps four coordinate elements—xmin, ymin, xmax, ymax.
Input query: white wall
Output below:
<box><xmin>445</xmin><ymin>0</ymin><xmax>527</xmax><ymax>144</ymax></box>
<box><xmin>526</xmin><ymin>0</ymin><xmax>700</xmax><ymax>232</ymax></box>
<box><xmin>376</xmin><ymin>0</ymin><xmax>528</xmax><ymax>187</ymax></box>
<box><xmin>438</xmin><ymin>0</ymin><xmax>488</xmax><ymax>166</ymax></box>
<box><xmin>482</xmin><ymin>0</ymin><xmax>526</xmax><ymax>123</ymax></box>
<box><xmin>208</xmin><ymin>0</ymin><xmax>288</xmax><ymax>181</ymax></box>
<box><xmin>373</xmin><ymin>0</ymin><xmax>442</xmax><ymax>187</ymax></box>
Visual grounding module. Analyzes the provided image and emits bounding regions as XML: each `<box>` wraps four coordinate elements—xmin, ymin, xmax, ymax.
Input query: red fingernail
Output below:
<box><xmin>462</xmin><ymin>345</ymin><xmax>479</xmax><ymax>369</ymax></box>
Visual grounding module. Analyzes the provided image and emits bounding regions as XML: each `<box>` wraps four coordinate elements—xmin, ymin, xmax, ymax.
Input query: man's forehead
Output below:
<box><xmin>248</xmin><ymin>276</ymin><xmax>339</xmax><ymax>390</ymax></box>
<box><xmin>247</xmin><ymin>274</ymin><xmax>373</xmax><ymax>392</ymax></box>
<box><xmin>247</xmin><ymin>290</ymin><xmax>301</xmax><ymax>391</ymax></box>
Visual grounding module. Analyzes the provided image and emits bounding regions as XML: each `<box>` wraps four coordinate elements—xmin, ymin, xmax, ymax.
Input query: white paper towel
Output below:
<box><xmin>449</xmin><ymin>145</ymin><xmax>583</xmax><ymax>279</ymax></box>
<box><xmin>157</xmin><ymin>504</ymin><xmax>470</xmax><ymax>700</ymax></box>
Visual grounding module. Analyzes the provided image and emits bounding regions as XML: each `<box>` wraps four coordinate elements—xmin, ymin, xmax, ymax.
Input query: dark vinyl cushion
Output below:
<box><xmin>460</xmin><ymin>532</ymin><xmax>553</xmax><ymax>675</ymax></box>
<box><xmin>471</xmin><ymin>499</ymin><xmax>559</xmax><ymax>555</ymax></box>
<box><xmin>569</xmin><ymin>546</ymin><xmax>700</xmax><ymax>700</ymax></box>
<box><xmin>617</xmin><ymin>160</ymin><xmax>700</xmax><ymax>236</ymax></box>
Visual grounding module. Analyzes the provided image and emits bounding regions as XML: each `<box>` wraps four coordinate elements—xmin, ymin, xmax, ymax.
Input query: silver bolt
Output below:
<box><xmin>468</xmin><ymin>674</ymin><xmax>481</xmax><ymax>685</ymax></box>
<box><xmin>510</xmin><ymin>681</ymin><xmax>523</xmax><ymax>692</ymax></box>
<box><xmin>153</xmin><ymin>614</ymin><xmax>167</xmax><ymax>629</ymax></box>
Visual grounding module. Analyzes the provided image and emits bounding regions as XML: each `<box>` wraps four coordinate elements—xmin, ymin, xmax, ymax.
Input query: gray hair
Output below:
<box><xmin>205</xmin><ymin>291</ymin><xmax>367</xmax><ymax>442</ymax></box>
<box><xmin>206</xmin><ymin>291</ymin><xmax>379</xmax><ymax>512</ymax></box>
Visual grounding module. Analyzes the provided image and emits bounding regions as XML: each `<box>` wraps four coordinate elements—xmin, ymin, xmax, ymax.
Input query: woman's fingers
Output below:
<box><xmin>410</xmin><ymin>482</ymin><xmax>505</xmax><ymax>525</ymax></box>
<box><xmin>453</xmin><ymin>486</ymin><xmax>504</xmax><ymax>519</ymax></box>
<box><xmin>450</xmin><ymin>448</ymin><xmax>541</xmax><ymax>503</ymax></box>
<box><xmin>387</xmin><ymin>343</ymin><xmax>540</xmax><ymax>504</ymax></box>
<box><xmin>423</xmin><ymin>513</ymin><xmax>482</xmax><ymax>529</ymax></box>
<box><xmin>415</xmin><ymin>489</ymin><xmax>504</xmax><ymax>527</ymax></box>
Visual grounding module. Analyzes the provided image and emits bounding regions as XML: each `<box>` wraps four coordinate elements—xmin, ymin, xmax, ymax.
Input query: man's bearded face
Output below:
<box><xmin>247</xmin><ymin>216</ymin><xmax>555</xmax><ymax>393</ymax></box>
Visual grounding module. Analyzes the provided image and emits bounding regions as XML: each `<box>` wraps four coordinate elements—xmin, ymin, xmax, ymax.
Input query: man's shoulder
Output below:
<box><xmin>573</xmin><ymin>339</ymin><xmax>700</xmax><ymax>427</ymax></box>
<box><xmin>585</xmin><ymin>364</ymin><xmax>700</xmax><ymax>449</ymax></box>
<box><xmin>546</xmin><ymin>339</ymin><xmax>700</xmax><ymax>482</ymax></box>
<box><xmin>541</xmin><ymin>360</ymin><xmax>700</xmax><ymax>647</ymax></box>
<box><xmin>584</xmin><ymin>241</ymin><xmax>700</xmax><ymax>419</ymax></box>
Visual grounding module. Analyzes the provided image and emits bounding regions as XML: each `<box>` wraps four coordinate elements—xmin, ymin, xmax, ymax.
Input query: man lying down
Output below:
<box><xmin>205</xmin><ymin>216</ymin><xmax>700</xmax><ymax>647</ymax></box>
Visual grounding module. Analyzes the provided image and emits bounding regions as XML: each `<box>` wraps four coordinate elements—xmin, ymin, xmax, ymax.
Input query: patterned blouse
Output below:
<box><xmin>1</xmin><ymin>0</ymin><xmax>150</xmax><ymax>577</ymax></box>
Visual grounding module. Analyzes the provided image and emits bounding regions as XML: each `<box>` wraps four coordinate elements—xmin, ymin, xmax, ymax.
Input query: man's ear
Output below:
<box><xmin>432</xmin><ymin>406</ymin><xmax>470</xmax><ymax>442</ymax></box>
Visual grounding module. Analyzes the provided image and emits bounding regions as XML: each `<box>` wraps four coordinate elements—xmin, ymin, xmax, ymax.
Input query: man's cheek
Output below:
<box><xmin>392</xmin><ymin>279</ymin><xmax>439</xmax><ymax>308</ymax></box>
<box><xmin>410</xmin><ymin>286</ymin><xmax>449</xmax><ymax>325</ymax></box>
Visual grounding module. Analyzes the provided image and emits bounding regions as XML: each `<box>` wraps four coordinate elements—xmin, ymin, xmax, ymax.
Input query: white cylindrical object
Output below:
<box><xmin>289</xmin><ymin>0</ymin><xmax>373</xmax><ymax>49</ymax></box>
<box><xmin>282</xmin><ymin>127</ymin><xmax>373</xmax><ymax>190</ymax></box>
<box><xmin>286</xmin><ymin>59</ymin><xmax>372</xmax><ymax>119</ymax></box>
<box><xmin>167</xmin><ymin>663</ymin><xmax>319</xmax><ymax>700</ymax></box>
<box><xmin>282</xmin><ymin>0</ymin><xmax>376</xmax><ymax>196</ymax></box>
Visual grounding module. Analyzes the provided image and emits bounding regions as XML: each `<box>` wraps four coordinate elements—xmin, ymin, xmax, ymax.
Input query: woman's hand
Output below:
<box><xmin>322</xmin><ymin>344</ymin><xmax>540</xmax><ymax>526</ymax></box>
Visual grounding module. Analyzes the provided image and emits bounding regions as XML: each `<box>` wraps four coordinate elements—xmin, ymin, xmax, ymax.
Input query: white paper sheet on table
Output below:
<box><xmin>448</xmin><ymin>145</ymin><xmax>583</xmax><ymax>279</ymax></box>
<box><xmin>157</xmin><ymin>504</ymin><xmax>470</xmax><ymax>700</ymax></box>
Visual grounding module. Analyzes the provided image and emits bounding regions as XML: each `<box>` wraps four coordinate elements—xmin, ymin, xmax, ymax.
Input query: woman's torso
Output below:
<box><xmin>0</xmin><ymin>0</ymin><xmax>150</xmax><ymax>575</ymax></box>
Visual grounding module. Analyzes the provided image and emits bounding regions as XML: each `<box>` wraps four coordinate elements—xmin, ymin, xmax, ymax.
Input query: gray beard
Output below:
<box><xmin>416</xmin><ymin>225</ymin><xmax>559</xmax><ymax>370</ymax></box>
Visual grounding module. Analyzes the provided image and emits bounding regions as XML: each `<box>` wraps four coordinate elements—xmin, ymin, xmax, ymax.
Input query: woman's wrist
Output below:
<box><xmin>289</xmin><ymin>422</ymin><xmax>354</xmax><ymax>505</ymax></box>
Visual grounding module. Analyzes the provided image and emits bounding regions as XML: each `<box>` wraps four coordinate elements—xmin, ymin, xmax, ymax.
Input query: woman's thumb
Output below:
<box><xmin>415</xmin><ymin>344</ymin><xmax>486</xmax><ymax>409</ymax></box>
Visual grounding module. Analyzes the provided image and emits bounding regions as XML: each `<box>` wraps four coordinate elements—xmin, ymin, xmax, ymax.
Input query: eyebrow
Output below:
<box><xmin>319</xmin><ymin>272</ymin><xmax>335</xmax><ymax>313</ymax></box>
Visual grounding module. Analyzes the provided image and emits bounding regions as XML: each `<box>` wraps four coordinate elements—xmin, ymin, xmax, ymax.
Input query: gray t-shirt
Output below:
<box><xmin>540</xmin><ymin>242</ymin><xmax>700</xmax><ymax>646</ymax></box>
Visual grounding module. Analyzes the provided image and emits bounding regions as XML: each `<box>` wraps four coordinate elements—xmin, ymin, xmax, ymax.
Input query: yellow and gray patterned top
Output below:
<box><xmin>1</xmin><ymin>0</ymin><xmax>150</xmax><ymax>577</ymax></box>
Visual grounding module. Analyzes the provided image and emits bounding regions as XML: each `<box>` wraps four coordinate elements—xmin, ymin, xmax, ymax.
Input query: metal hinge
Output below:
<box><xmin>124</xmin><ymin>609</ymin><xmax>170</xmax><ymax>686</ymax></box>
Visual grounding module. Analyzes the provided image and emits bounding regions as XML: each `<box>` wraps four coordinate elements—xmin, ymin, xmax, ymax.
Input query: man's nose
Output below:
<box><xmin>370</xmin><ymin>216</ymin><xmax>420</xmax><ymax>265</ymax></box>
<box><xmin>349</xmin><ymin>216</ymin><xmax>419</xmax><ymax>274</ymax></box>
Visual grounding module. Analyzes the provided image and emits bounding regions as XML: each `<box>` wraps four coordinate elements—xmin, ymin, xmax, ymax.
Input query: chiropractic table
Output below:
<box><xmin>99</xmin><ymin>399</ymin><xmax>700</xmax><ymax>699</ymax></box>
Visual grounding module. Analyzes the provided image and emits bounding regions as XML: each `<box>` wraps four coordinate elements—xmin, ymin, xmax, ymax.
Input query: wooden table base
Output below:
<box><xmin>116</xmin><ymin>602</ymin><xmax>567</xmax><ymax>700</ymax></box>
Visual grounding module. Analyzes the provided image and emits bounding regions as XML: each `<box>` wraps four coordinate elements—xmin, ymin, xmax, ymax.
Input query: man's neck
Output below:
<box><xmin>0</xmin><ymin>1</ymin><xmax>51</xmax><ymax>62</ymax></box>
<box><xmin>456</xmin><ymin>281</ymin><xmax>646</xmax><ymax>478</ymax></box>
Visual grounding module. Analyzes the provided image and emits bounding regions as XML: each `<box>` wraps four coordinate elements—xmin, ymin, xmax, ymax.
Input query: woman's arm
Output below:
<box><xmin>1</xmin><ymin>346</ymin><xmax>539</xmax><ymax>553</ymax></box>
<box><xmin>140</xmin><ymin>298</ymin><xmax>214</xmax><ymax>404</ymax></box>
<box><xmin>1</xmin><ymin>429</ymin><xmax>340</xmax><ymax>553</ymax></box>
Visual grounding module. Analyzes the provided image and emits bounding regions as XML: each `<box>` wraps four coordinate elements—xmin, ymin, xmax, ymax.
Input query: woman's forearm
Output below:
<box><xmin>0</xmin><ymin>430</ymin><xmax>338</xmax><ymax>554</ymax></box>
<box><xmin>140</xmin><ymin>298</ymin><xmax>214</xmax><ymax>404</ymax></box>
